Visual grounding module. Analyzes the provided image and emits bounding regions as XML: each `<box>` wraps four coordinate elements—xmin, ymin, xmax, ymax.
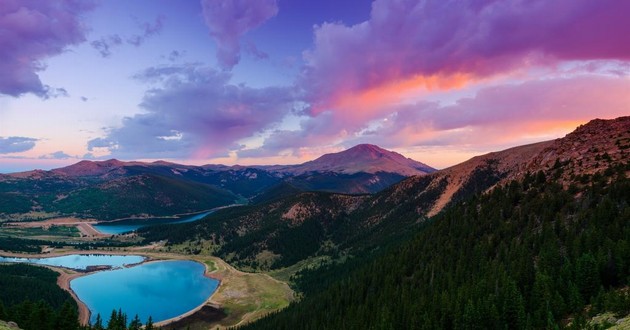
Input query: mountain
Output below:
<box><xmin>274</xmin><ymin>144</ymin><xmax>435</xmax><ymax>176</ymax></box>
<box><xmin>235</xmin><ymin>117</ymin><xmax>630</xmax><ymax>329</ymax></box>
<box><xmin>269</xmin><ymin>144</ymin><xmax>436</xmax><ymax>194</ymax></box>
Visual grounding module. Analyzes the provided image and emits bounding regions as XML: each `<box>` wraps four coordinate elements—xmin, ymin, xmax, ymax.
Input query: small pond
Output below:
<box><xmin>0</xmin><ymin>254</ymin><xmax>145</xmax><ymax>270</ymax></box>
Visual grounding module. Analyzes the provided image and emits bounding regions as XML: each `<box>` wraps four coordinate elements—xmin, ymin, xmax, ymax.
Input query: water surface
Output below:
<box><xmin>71</xmin><ymin>260</ymin><xmax>218</xmax><ymax>324</ymax></box>
<box><xmin>93</xmin><ymin>211</ymin><xmax>213</xmax><ymax>235</ymax></box>
<box><xmin>0</xmin><ymin>254</ymin><xmax>145</xmax><ymax>270</ymax></box>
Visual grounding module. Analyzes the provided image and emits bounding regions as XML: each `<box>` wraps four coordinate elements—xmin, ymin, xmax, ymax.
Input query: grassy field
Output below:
<box><xmin>0</xmin><ymin>225</ymin><xmax>79</xmax><ymax>238</ymax></box>
<box><xmin>183</xmin><ymin>255</ymin><xmax>294</xmax><ymax>329</ymax></box>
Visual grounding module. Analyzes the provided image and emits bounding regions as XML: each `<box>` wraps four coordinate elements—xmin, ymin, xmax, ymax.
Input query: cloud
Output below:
<box><xmin>91</xmin><ymin>16</ymin><xmax>164</xmax><ymax>57</ymax></box>
<box><xmin>244</xmin><ymin>41</ymin><xmax>269</xmax><ymax>60</ymax></box>
<box><xmin>300</xmin><ymin>0</ymin><xmax>630</xmax><ymax>113</ymax></box>
<box><xmin>91</xmin><ymin>35</ymin><xmax>123</xmax><ymax>57</ymax></box>
<box><xmin>166</xmin><ymin>50</ymin><xmax>185</xmax><ymax>62</ymax></box>
<box><xmin>246</xmin><ymin>75</ymin><xmax>630</xmax><ymax>157</ymax></box>
<box><xmin>127</xmin><ymin>15</ymin><xmax>165</xmax><ymax>46</ymax></box>
<box><xmin>0</xmin><ymin>137</ymin><xmax>38</xmax><ymax>154</ymax></box>
<box><xmin>0</xmin><ymin>0</ymin><xmax>95</xmax><ymax>97</ymax></box>
<box><xmin>201</xmin><ymin>0</ymin><xmax>278</xmax><ymax>69</ymax></box>
<box><xmin>39</xmin><ymin>151</ymin><xmax>72</xmax><ymax>159</ymax></box>
<box><xmin>88</xmin><ymin>64</ymin><xmax>295</xmax><ymax>159</ymax></box>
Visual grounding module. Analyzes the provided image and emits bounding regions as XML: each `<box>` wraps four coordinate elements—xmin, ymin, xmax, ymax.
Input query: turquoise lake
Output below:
<box><xmin>93</xmin><ymin>210</ymin><xmax>213</xmax><ymax>235</ymax></box>
<box><xmin>0</xmin><ymin>254</ymin><xmax>144</xmax><ymax>270</ymax></box>
<box><xmin>71</xmin><ymin>260</ymin><xmax>218</xmax><ymax>324</ymax></box>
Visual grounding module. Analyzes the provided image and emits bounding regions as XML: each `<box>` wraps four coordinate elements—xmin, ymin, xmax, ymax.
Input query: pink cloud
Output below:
<box><xmin>247</xmin><ymin>75</ymin><xmax>630</xmax><ymax>158</ymax></box>
<box><xmin>201</xmin><ymin>0</ymin><xmax>278</xmax><ymax>69</ymax></box>
<box><xmin>359</xmin><ymin>75</ymin><xmax>630</xmax><ymax>148</ymax></box>
<box><xmin>0</xmin><ymin>0</ymin><xmax>94</xmax><ymax>96</ymax></box>
<box><xmin>300</xmin><ymin>0</ymin><xmax>630</xmax><ymax>112</ymax></box>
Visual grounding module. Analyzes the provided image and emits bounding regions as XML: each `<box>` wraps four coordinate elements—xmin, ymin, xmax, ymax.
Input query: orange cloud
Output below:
<box><xmin>316</xmin><ymin>73</ymin><xmax>472</xmax><ymax>120</ymax></box>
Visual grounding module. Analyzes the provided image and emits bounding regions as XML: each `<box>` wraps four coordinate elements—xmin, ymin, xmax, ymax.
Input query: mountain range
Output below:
<box><xmin>139</xmin><ymin>116</ymin><xmax>630</xmax><ymax>270</ymax></box>
<box><xmin>0</xmin><ymin>144</ymin><xmax>435</xmax><ymax>220</ymax></box>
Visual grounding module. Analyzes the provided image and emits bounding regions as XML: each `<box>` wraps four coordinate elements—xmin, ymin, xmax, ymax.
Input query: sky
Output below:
<box><xmin>0</xmin><ymin>0</ymin><xmax>629</xmax><ymax>173</ymax></box>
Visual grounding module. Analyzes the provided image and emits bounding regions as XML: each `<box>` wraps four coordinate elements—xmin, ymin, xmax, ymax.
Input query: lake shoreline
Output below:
<box><xmin>0</xmin><ymin>250</ymin><xmax>294</xmax><ymax>328</ymax></box>
<box><xmin>0</xmin><ymin>252</ymin><xmax>156</xmax><ymax>325</ymax></box>
<box><xmin>153</xmin><ymin>260</ymin><xmax>222</xmax><ymax>327</ymax></box>
<box><xmin>24</xmin><ymin>253</ymin><xmax>217</xmax><ymax>326</ymax></box>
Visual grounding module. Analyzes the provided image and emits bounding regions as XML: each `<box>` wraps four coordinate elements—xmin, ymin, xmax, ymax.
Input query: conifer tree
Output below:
<box><xmin>128</xmin><ymin>314</ymin><xmax>142</xmax><ymax>330</ymax></box>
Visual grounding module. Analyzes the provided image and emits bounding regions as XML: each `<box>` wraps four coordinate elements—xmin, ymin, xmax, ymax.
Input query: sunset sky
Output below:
<box><xmin>1</xmin><ymin>0</ymin><xmax>629</xmax><ymax>173</ymax></box>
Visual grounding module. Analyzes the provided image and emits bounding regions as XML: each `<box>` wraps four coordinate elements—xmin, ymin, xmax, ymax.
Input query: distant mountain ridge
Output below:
<box><xmin>8</xmin><ymin>143</ymin><xmax>435</xmax><ymax>179</ymax></box>
<box><xmin>0</xmin><ymin>144</ymin><xmax>434</xmax><ymax>220</ymax></box>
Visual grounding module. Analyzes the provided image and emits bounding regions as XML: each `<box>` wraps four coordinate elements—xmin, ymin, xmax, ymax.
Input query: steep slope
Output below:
<box><xmin>380</xmin><ymin>116</ymin><xmax>630</xmax><ymax>219</ymax></box>
<box><xmin>243</xmin><ymin>160</ymin><xmax>630</xmax><ymax>330</ymax></box>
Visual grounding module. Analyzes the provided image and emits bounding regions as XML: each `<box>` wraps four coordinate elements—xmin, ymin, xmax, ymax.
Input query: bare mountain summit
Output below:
<box><xmin>278</xmin><ymin>144</ymin><xmax>436</xmax><ymax>176</ymax></box>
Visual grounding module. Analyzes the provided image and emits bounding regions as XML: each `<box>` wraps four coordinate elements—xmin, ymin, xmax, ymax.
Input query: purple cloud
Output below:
<box><xmin>201</xmin><ymin>0</ymin><xmax>278</xmax><ymax>69</ymax></box>
<box><xmin>88</xmin><ymin>64</ymin><xmax>295</xmax><ymax>159</ymax></box>
<box><xmin>0</xmin><ymin>0</ymin><xmax>94</xmax><ymax>97</ymax></box>
<box><xmin>300</xmin><ymin>0</ymin><xmax>630</xmax><ymax>110</ymax></box>
<box><xmin>0</xmin><ymin>137</ymin><xmax>38</xmax><ymax>154</ymax></box>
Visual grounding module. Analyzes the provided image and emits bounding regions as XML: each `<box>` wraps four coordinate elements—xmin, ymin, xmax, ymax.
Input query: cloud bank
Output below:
<box><xmin>0</xmin><ymin>0</ymin><xmax>94</xmax><ymax>97</ymax></box>
<box><xmin>300</xmin><ymin>0</ymin><xmax>630</xmax><ymax>112</ymax></box>
<box><xmin>88</xmin><ymin>64</ymin><xmax>295</xmax><ymax>159</ymax></box>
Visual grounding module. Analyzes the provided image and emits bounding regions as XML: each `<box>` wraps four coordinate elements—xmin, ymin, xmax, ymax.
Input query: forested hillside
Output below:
<box><xmin>241</xmin><ymin>161</ymin><xmax>630</xmax><ymax>329</ymax></box>
<box><xmin>0</xmin><ymin>264</ymin><xmax>78</xmax><ymax>330</ymax></box>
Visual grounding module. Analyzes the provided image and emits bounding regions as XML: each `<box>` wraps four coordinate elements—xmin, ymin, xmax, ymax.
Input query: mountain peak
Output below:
<box><xmin>285</xmin><ymin>144</ymin><xmax>436</xmax><ymax>176</ymax></box>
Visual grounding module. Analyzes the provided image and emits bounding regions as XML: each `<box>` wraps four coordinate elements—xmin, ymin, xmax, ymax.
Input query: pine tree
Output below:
<box><xmin>55</xmin><ymin>300</ymin><xmax>79</xmax><ymax>330</ymax></box>
<box><xmin>503</xmin><ymin>281</ymin><xmax>526</xmax><ymax>330</ymax></box>
<box><xmin>129</xmin><ymin>314</ymin><xmax>142</xmax><ymax>330</ymax></box>
<box><xmin>576</xmin><ymin>253</ymin><xmax>600</xmax><ymax>301</ymax></box>
<box><xmin>93</xmin><ymin>313</ymin><xmax>104</xmax><ymax>330</ymax></box>
<box><xmin>145</xmin><ymin>316</ymin><xmax>154</xmax><ymax>330</ymax></box>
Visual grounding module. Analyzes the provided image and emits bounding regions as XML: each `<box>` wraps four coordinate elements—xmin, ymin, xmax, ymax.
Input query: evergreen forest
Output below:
<box><xmin>240</xmin><ymin>163</ymin><xmax>630</xmax><ymax>329</ymax></box>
